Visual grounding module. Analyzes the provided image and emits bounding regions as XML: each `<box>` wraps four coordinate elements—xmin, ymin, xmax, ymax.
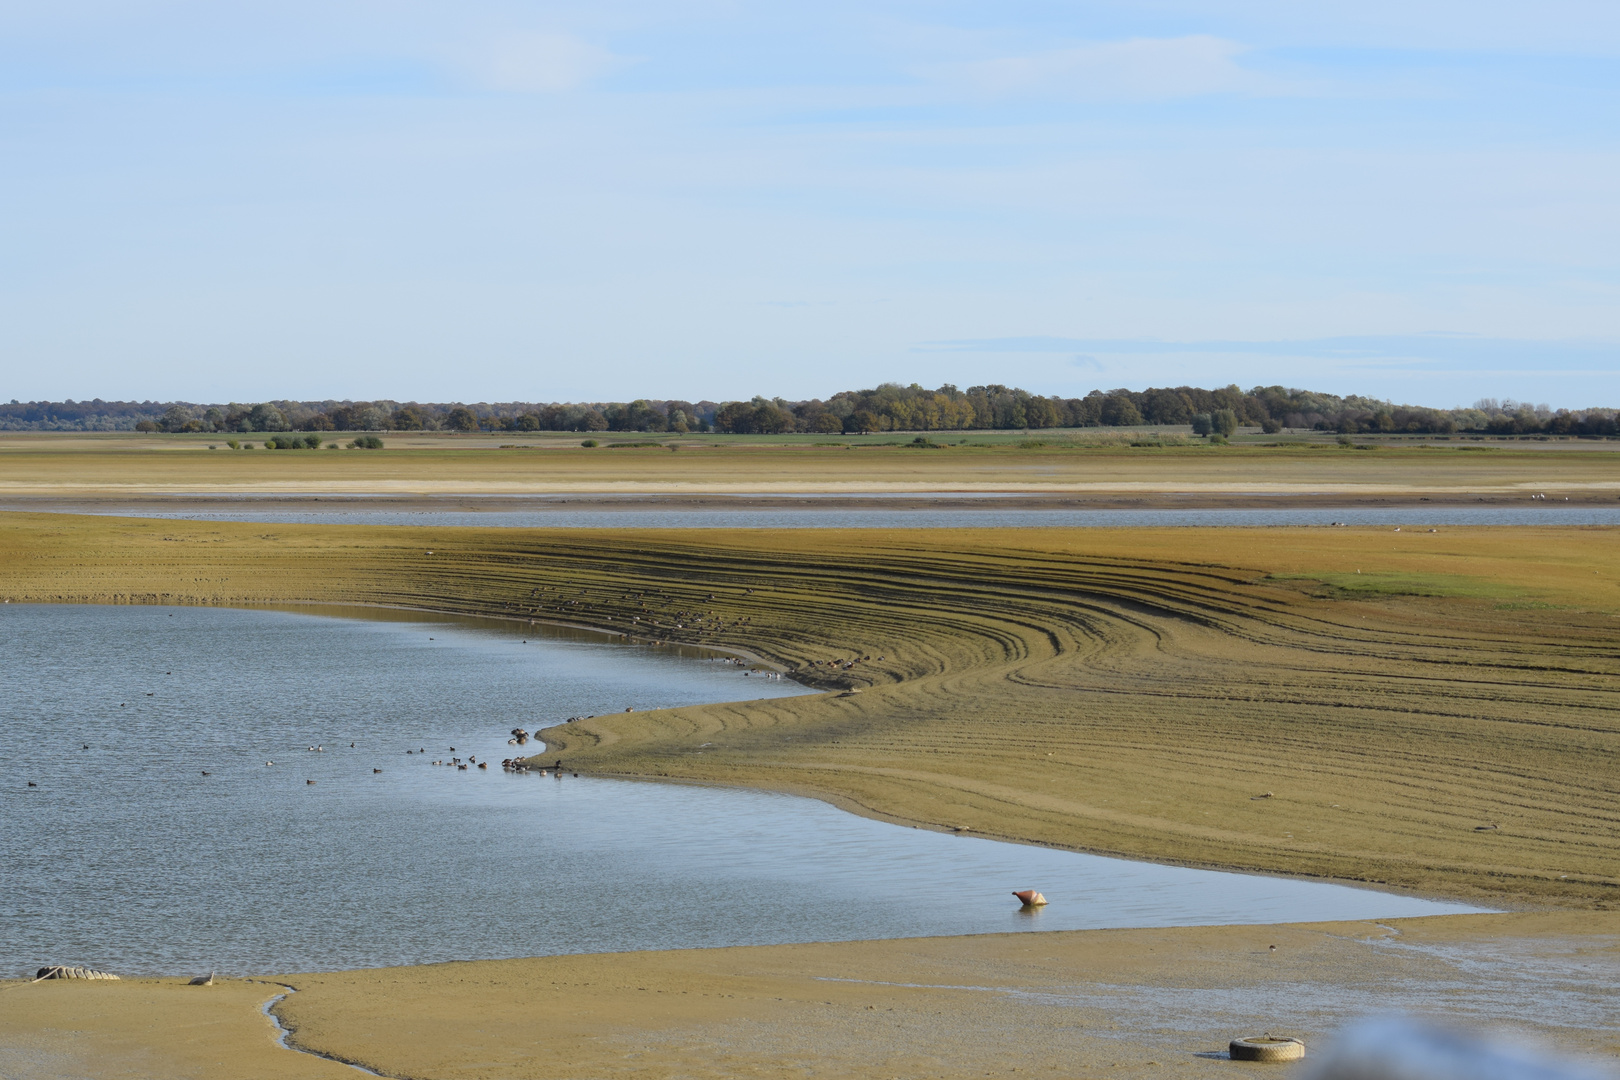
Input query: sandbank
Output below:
<box><xmin>3</xmin><ymin>911</ymin><xmax>1615</xmax><ymax>1079</ymax></box>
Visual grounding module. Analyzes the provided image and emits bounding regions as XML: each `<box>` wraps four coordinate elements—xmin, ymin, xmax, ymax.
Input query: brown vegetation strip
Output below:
<box><xmin>2</xmin><ymin>513</ymin><xmax>1617</xmax><ymax>907</ymax></box>
<box><xmin>3</xmin><ymin>436</ymin><xmax>1620</xmax><ymax>495</ymax></box>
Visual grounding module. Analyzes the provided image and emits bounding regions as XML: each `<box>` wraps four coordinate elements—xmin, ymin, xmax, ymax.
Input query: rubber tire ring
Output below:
<box><xmin>1230</xmin><ymin>1037</ymin><xmax>1306</xmax><ymax>1062</ymax></box>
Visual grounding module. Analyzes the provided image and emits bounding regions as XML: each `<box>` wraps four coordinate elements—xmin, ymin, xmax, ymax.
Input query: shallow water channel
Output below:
<box><xmin>57</xmin><ymin>502</ymin><xmax>1620</xmax><ymax>528</ymax></box>
<box><xmin>1</xmin><ymin>605</ymin><xmax>1478</xmax><ymax>976</ymax></box>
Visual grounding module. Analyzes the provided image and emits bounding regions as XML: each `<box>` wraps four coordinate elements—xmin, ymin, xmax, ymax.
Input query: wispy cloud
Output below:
<box><xmin>459</xmin><ymin>32</ymin><xmax>629</xmax><ymax>93</ymax></box>
<box><xmin>920</xmin><ymin>36</ymin><xmax>1277</xmax><ymax>101</ymax></box>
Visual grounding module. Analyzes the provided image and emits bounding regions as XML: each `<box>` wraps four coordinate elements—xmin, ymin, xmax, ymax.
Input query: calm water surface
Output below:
<box><xmin>66</xmin><ymin>504</ymin><xmax>1620</xmax><ymax>528</ymax></box>
<box><xmin>1</xmin><ymin>605</ymin><xmax>1477</xmax><ymax>976</ymax></box>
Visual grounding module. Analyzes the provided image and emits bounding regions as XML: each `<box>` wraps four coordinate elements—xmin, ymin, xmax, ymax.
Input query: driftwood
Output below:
<box><xmin>35</xmin><ymin>966</ymin><xmax>120</xmax><ymax>981</ymax></box>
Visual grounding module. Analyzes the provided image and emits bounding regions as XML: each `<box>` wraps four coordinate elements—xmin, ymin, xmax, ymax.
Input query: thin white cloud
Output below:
<box><xmin>926</xmin><ymin>35</ymin><xmax>1273</xmax><ymax>101</ymax></box>
<box><xmin>461</xmin><ymin>32</ymin><xmax>629</xmax><ymax>93</ymax></box>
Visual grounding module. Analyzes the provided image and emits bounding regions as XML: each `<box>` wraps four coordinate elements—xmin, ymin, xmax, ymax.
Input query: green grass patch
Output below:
<box><xmin>1270</xmin><ymin>571</ymin><xmax>1529</xmax><ymax>601</ymax></box>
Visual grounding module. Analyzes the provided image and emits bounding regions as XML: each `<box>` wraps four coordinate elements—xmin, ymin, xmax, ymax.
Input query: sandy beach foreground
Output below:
<box><xmin>2</xmin><ymin>911</ymin><xmax>1614</xmax><ymax>1079</ymax></box>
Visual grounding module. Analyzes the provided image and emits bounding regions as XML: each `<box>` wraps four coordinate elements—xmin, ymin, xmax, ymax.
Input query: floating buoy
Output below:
<box><xmin>1014</xmin><ymin>890</ymin><xmax>1048</xmax><ymax>907</ymax></box>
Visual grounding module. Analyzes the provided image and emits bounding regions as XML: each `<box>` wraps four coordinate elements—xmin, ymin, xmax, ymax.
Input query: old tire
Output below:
<box><xmin>1230</xmin><ymin>1036</ymin><xmax>1305</xmax><ymax>1062</ymax></box>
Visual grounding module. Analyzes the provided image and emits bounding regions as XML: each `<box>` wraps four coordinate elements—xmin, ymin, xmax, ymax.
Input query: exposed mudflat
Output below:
<box><xmin>3</xmin><ymin>911</ymin><xmax>1614</xmax><ymax>1079</ymax></box>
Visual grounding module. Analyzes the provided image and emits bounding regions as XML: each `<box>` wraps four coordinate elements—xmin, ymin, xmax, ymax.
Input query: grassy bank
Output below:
<box><xmin>3</xmin><ymin>512</ymin><xmax>1615</xmax><ymax>908</ymax></box>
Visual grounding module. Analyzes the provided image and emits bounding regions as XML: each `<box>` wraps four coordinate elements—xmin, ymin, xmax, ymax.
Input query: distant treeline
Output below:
<box><xmin>2</xmin><ymin>385</ymin><xmax>1615</xmax><ymax>437</ymax></box>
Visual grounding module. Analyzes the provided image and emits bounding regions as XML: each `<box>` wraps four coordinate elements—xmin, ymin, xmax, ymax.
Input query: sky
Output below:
<box><xmin>2</xmin><ymin>2</ymin><xmax>1618</xmax><ymax>408</ymax></box>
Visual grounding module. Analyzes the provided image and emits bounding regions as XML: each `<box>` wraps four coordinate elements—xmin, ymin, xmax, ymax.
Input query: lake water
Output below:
<box><xmin>63</xmin><ymin>504</ymin><xmax>1620</xmax><ymax>528</ymax></box>
<box><xmin>1</xmin><ymin>605</ymin><xmax>1478</xmax><ymax>977</ymax></box>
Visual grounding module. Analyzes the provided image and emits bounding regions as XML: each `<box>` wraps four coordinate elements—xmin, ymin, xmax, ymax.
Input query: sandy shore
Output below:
<box><xmin>4</xmin><ymin>435</ymin><xmax>1619</xmax><ymax>502</ymax></box>
<box><xmin>4</xmin><ymin>514</ymin><xmax>1616</xmax><ymax>909</ymax></box>
<box><xmin>3</xmin><ymin>911</ymin><xmax>1615</xmax><ymax>1079</ymax></box>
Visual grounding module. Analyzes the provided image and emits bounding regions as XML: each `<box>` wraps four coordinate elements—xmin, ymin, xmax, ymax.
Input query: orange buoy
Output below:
<box><xmin>1013</xmin><ymin>890</ymin><xmax>1047</xmax><ymax>907</ymax></box>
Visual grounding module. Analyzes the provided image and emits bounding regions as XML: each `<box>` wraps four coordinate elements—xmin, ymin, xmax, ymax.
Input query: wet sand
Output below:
<box><xmin>3</xmin><ymin>911</ymin><xmax>1615</xmax><ymax>1079</ymax></box>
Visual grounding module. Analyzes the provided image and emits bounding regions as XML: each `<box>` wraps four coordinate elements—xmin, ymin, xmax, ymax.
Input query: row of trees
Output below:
<box><xmin>3</xmin><ymin>387</ymin><xmax>1615</xmax><ymax>437</ymax></box>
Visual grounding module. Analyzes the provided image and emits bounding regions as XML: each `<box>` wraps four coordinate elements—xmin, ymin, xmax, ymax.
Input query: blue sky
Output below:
<box><xmin>2</xmin><ymin>2</ymin><xmax>1617</xmax><ymax>407</ymax></box>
